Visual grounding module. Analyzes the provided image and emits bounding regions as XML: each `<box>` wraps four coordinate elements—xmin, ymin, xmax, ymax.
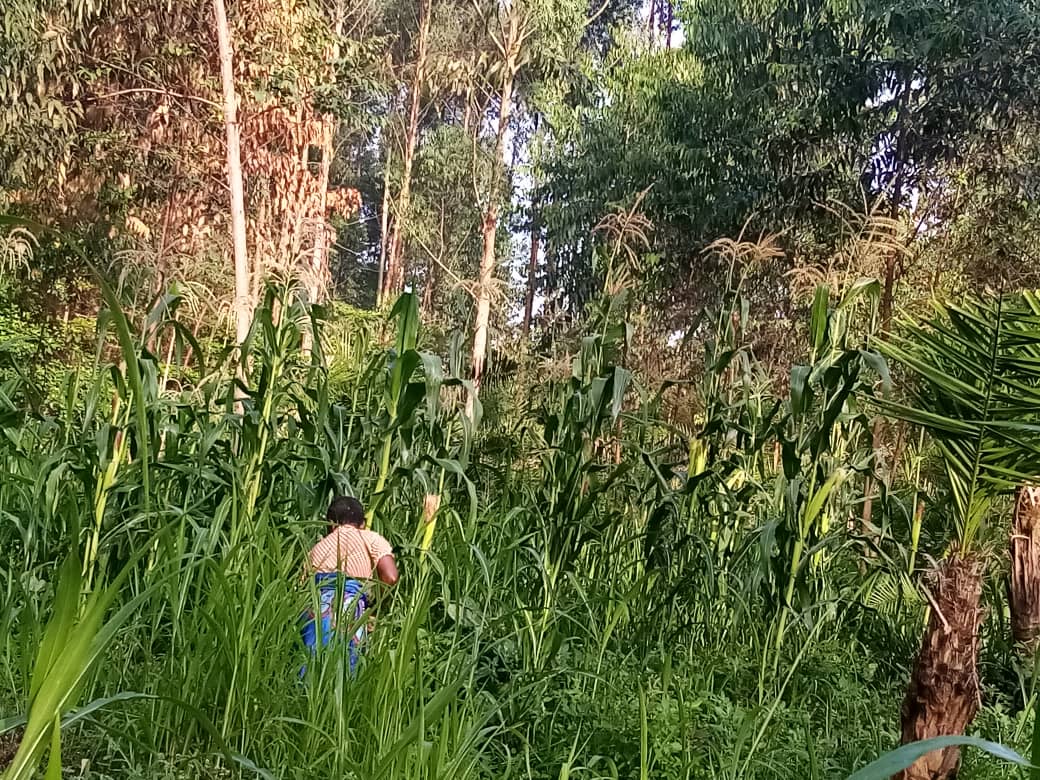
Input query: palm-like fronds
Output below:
<box><xmin>880</xmin><ymin>295</ymin><xmax>1040</xmax><ymax>550</ymax></box>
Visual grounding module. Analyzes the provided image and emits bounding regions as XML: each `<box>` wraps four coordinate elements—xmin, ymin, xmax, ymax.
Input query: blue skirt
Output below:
<box><xmin>300</xmin><ymin>573</ymin><xmax>367</xmax><ymax>674</ymax></box>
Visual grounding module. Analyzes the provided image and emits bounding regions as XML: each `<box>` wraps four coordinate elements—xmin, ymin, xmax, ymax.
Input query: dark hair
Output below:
<box><xmin>328</xmin><ymin>495</ymin><xmax>365</xmax><ymax>528</ymax></box>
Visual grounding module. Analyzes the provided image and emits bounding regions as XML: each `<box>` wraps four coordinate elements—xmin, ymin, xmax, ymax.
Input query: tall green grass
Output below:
<box><xmin>0</xmin><ymin>271</ymin><xmax>1035</xmax><ymax>779</ymax></box>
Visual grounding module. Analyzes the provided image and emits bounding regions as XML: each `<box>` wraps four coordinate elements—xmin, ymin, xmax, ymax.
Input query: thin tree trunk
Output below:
<box><xmin>470</xmin><ymin>209</ymin><xmax>496</xmax><ymax>387</ymax></box>
<box><xmin>523</xmin><ymin>211</ymin><xmax>539</xmax><ymax>336</ymax></box>
<box><xmin>462</xmin><ymin>85</ymin><xmax>473</xmax><ymax>134</ymax></box>
<box><xmin>213</xmin><ymin>0</ymin><xmax>251</xmax><ymax>353</ymax></box>
<box><xmin>383</xmin><ymin>0</ymin><xmax>432</xmax><ymax>302</ymax></box>
<box><xmin>309</xmin><ymin>219</ymin><xmax>327</xmax><ymax>306</ymax></box>
<box><xmin>860</xmin><ymin>419</ymin><xmax>885</xmax><ymax>546</ymax></box>
<box><xmin>151</xmin><ymin>162</ymin><xmax>180</xmax><ymax>341</ymax></box>
<box><xmin>422</xmin><ymin>255</ymin><xmax>435</xmax><ymax>312</ymax></box>
<box><xmin>303</xmin><ymin>123</ymin><xmax>333</xmax><ymax>354</ymax></box>
<box><xmin>421</xmin><ymin>205</ymin><xmax>444</xmax><ymax>315</ymax></box>
<box><xmin>468</xmin><ymin>57</ymin><xmax>516</xmax><ymax>415</ymax></box>
<box><xmin>1011</xmin><ymin>485</ymin><xmax>1040</xmax><ymax>650</ymax></box>
<box><xmin>302</xmin><ymin>0</ymin><xmax>344</xmax><ymax>354</ymax></box>
<box><xmin>880</xmin><ymin>69</ymin><xmax>912</xmax><ymax>330</ymax></box>
<box><xmin>898</xmin><ymin>554</ymin><xmax>984</xmax><ymax>780</ymax></box>
<box><xmin>377</xmin><ymin>146</ymin><xmax>393</xmax><ymax>305</ymax></box>
<box><xmin>301</xmin><ymin>219</ymin><xmax>325</xmax><ymax>356</ymax></box>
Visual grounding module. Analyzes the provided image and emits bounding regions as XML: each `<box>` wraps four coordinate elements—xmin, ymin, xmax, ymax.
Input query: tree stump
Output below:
<box><xmin>1011</xmin><ymin>485</ymin><xmax>1040</xmax><ymax>650</ymax></box>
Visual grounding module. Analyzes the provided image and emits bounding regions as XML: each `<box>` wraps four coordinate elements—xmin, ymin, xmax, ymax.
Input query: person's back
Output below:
<box><xmin>300</xmin><ymin>496</ymin><xmax>398</xmax><ymax>673</ymax></box>
<box><xmin>309</xmin><ymin>523</ymin><xmax>397</xmax><ymax>583</ymax></box>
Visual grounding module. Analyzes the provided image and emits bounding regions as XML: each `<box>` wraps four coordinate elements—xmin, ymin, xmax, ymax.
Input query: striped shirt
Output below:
<box><xmin>308</xmin><ymin>525</ymin><xmax>393</xmax><ymax>579</ymax></box>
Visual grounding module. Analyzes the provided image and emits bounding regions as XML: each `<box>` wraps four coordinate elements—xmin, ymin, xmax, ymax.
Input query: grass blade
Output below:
<box><xmin>845</xmin><ymin>736</ymin><xmax>1032</xmax><ymax>780</ymax></box>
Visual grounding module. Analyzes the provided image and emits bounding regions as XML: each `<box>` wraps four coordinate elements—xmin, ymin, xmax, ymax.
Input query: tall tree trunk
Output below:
<box><xmin>422</xmin><ymin>254</ymin><xmax>435</xmax><ymax>313</ymax></box>
<box><xmin>213</xmin><ymin>0</ymin><xmax>251</xmax><ymax>351</ymax></box>
<box><xmin>523</xmin><ymin>112</ymin><xmax>542</xmax><ymax>337</ymax></box>
<box><xmin>383</xmin><ymin>0</ymin><xmax>432</xmax><ymax>302</ymax></box>
<box><xmin>523</xmin><ymin>210</ymin><xmax>539</xmax><ymax>335</ymax></box>
<box><xmin>302</xmin><ymin>0</ymin><xmax>345</xmax><ymax>354</ymax></box>
<box><xmin>305</xmin><ymin>122</ymin><xmax>335</xmax><ymax>309</ymax></box>
<box><xmin>468</xmin><ymin>57</ymin><xmax>515</xmax><ymax>414</ymax></box>
<box><xmin>1011</xmin><ymin>485</ymin><xmax>1040</xmax><ymax>650</ymax></box>
<box><xmin>302</xmin><ymin>136</ymin><xmax>330</xmax><ymax>355</ymax></box>
<box><xmin>879</xmin><ymin>69</ymin><xmax>912</xmax><ymax>330</ymax></box>
<box><xmin>898</xmin><ymin>554</ymin><xmax>984</xmax><ymax>780</ymax></box>
<box><xmin>378</xmin><ymin>146</ymin><xmax>393</xmax><ymax>305</ymax></box>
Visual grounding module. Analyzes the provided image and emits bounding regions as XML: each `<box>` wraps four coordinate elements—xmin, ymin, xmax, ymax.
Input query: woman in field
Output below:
<box><xmin>300</xmin><ymin>495</ymin><xmax>398</xmax><ymax>673</ymax></box>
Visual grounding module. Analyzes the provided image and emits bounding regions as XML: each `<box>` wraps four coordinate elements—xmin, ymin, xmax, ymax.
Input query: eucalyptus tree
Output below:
<box><xmin>376</xmin><ymin>0</ymin><xmax>487</xmax><ymax>308</ymax></box>
<box><xmin>381</xmin><ymin>0</ymin><xmax>435</xmax><ymax>304</ymax></box>
<box><xmin>2</xmin><ymin>0</ymin><xmax>386</xmax><ymax>338</ymax></box>
<box><xmin>464</xmin><ymin>0</ymin><xmax>595</xmax><ymax>404</ymax></box>
<box><xmin>468</xmin><ymin>0</ymin><xmax>528</xmax><ymax>406</ymax></box>
<box><xmin>212</xmin><ymin>0</ymin><xmax>251</xmax><ymax>351</ymax></box>
<box><xmin>0</xmin><ymin>0</ymin><xmax>93</xmax><ymax>192</ymax></box>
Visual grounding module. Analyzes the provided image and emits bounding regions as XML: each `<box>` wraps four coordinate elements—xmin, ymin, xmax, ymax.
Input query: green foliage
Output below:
<box><xmin>2</xmin><ymin>551</ymin><xmax>148</xmax><ymax>780</ymax></box>
<box><xmin>0</xmin><ymin>286</ymin><xmax>95</xmax><ymax>411</ymax></box>
<box><xmin>4</xmin><ymin>0</ymin><xmax>1040</xmax><ymax>773</ymax></box>
<box><xmin>519</xmin><ymin>288</ymin><xmax>634</xmax><ymax>610</ymax></box>
<box><xmin>0</xmin><ymin>0</ymin><xmax>87</xmax><ymax>186</ymax></box>
<box><xmin>846</xmin><ymin>736</ymin><xmax>1032</xmax><ymax>780</ymax></box>
<box><xmin>539</xmin><ymin>0</ymin><xmax>1040</xmax><ymax>322</ymax></box>
<box><xmin>402</xmin><ymin>123</ymin><xmax>487</xmax><ymax>319</ymax></box>
<box><xmin>880</xmin><ymin>295</ymin><xmax>1040</xmax><ymax>550</ymax></box>
<box><xmin>2</xmin><ymin>277</ymin><xmax>1040</xmax><ymax>779</ymax></box>
<box><xmin>768</xmin><ymin>281</ymin><xmax>880</xmax><ymax>646</ymax></box>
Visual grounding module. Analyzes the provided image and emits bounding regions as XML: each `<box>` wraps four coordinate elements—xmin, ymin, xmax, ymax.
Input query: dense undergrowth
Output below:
<box><xmin>0</xmin><ymin>274</ymin><xmax>1037</xmax><ymax>779</ymax></box>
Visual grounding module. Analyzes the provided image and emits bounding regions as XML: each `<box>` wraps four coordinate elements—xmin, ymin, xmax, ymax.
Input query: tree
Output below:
<box><xmin>1</xmin><ymin>0</ymin><xmax>372</xmax><ymax>343</ymax></box>
<box><xmin>1006</xmin><ymin>292</ymin><xmax>1040</xmax><ymax>653</ymax></box>
<box><xmin>465</xmin><ymin>0</ymin><xmax>599</xmax><ymax>403</ymax></box>
<box><xmin>213</xmin><ymin>0</ymin><xmax>251</xmax><ymax>350</ymax></box>
<box><xmin>1011</xmin><ymin>484</ymin><xmax>1040</xmax><ymax>650</ymax></box>
<box><xmin>382</xmin><ymin>0</ymin><xmax>434</xmax><ymax>303</ymax></box>
<box><xmin>539</xmin><ymin>0</ymin><xmax>1040</xmax><ymax>333</ymax></box>
<box><xmin>880</xmin><ymin>295</ymin><xmax>1040</xmax><ymax>779</ymax></box>
<box><xmin>468</xmin><ymin>0</ymin><xmax>528</xmax><ymax>406</ymax></box>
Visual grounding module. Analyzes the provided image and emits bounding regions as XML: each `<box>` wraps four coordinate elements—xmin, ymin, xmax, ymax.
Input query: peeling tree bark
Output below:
<box><xmin>302</xmin><ymin>0</ymin><xmax>346</xmax><ymax>354</ymax></box>
<box><xmin>897</xmin><ymin>554</ymin><xmax>985</xmax><ymax>780</ymax></box>
<box><xmin>1011</xmin><ymin>485</ymin><xmax>1040</xmax><ymax>650</ymax></box>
